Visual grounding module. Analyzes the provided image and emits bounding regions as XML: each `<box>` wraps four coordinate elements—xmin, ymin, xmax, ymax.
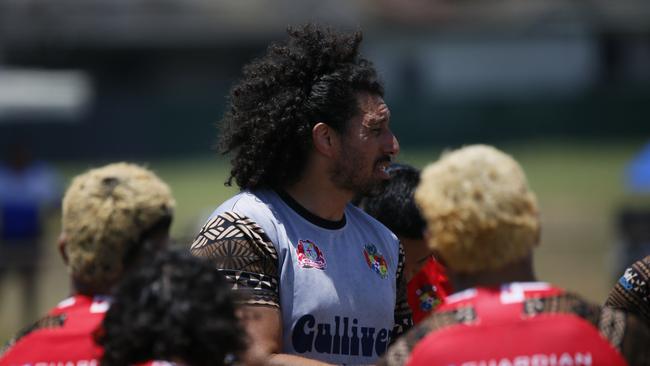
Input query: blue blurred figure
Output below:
<box><xmin>626</xmin><ymin>143</ymin><xmax>650</xmax><ymax>193</ymax></box>
<box><xmin>0</xmin><ymin>142</ymin><xmax>61</xmax><ymax>325</ymax></box>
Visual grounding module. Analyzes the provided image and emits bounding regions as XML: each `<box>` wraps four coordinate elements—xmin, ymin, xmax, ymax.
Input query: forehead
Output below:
<box><xmin>356</xmin><ymin>93</ymin><xmax>390</xmax><ymax>125</ymax></box>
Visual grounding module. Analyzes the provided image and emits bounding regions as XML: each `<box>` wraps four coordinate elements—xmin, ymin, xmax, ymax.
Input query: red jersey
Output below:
<box><xmin>0</xmin><ymin>295</ymin><xmax>109</xmax><ymax>366</ymax></box>
<box><xmin>380</xmin><ymin>282</ymin><xmax>650</xmax><ymax>366</ymax></box>
<box><xmin>0</xmin><ymin>296</ymin><xmax>170</xmax><ymax>366</ymax></box>
<box><xmin>407</xmin><ymin>257</ymin><xmax>451</xmax><ymax>324</ymax></box>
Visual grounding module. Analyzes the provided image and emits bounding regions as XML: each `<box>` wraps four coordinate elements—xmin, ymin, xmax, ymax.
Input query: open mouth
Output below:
<box><xmin>375</xmin><ymin>158</ymin><xmax>392</xmax><ymax>179</ymax></box>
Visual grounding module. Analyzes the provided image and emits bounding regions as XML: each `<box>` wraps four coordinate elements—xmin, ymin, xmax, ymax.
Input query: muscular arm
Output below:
<box><xmin>190</xmin><ymin>212</ymin><xmax>333</xmax><ymax>366</ymax></box>
<box><xmin>237</xmin><ymin>306</ymin><xmax>333</xmax><ymax>366</ymax></box>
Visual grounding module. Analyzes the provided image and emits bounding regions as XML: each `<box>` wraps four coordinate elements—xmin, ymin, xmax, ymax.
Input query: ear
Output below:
<box><xmin>58</xmin><ymin>233</ymin><xmax>69</xmax><ymax>265</ymax></box>
<box><xmin>312</xmin><ymin>122</ymin><xmax>339</xmax><ymax>158</ymax></box>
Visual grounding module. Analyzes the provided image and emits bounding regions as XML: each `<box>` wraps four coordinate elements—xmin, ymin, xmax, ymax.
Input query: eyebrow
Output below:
<box><xmin>363</xmin><ymin>118</ymin><xmax>386</xmax><ymax>130</ymax></box>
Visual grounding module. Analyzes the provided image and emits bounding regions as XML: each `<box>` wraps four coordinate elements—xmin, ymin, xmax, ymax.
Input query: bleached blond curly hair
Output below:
<box><xmin>415</xmin><ymin>145</ymin><xmax>539</xmax><ymax>273</ymax></box>
<box><xmin>62</xmin><ymin>162</ymin><xmax>175</xmax><ymax>289</ymax></box>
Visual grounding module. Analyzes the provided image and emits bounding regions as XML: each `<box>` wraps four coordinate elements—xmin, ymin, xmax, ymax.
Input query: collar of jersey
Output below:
<box><xmin>275</xmin><ymin>190</ymin><xmax>346</xmax><ymax>230</ymax></box>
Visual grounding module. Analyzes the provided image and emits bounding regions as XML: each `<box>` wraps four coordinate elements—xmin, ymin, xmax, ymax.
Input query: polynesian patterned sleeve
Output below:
<box><xmin>605</xmin><ymin>255</ymin><xmax>650</xmax><ymax>324</ymax></box>
<box><xmin>392</xmin><ymin>242</ymin><xmax>414</xmax><ymax>342</ymax></box>
<box><xmin>190</xmin><ymin>211</ymin><xmax>280</xmax><ymax>308</ymax></box>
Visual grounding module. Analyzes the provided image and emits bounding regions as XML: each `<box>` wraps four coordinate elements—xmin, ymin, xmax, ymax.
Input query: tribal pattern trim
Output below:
<box><xmin>379</xmin><ymin>306</ymin><xmax>476</xmax><ymax>366</ymax></box>
<box><xmin>190</xmin><ymin>212</ymin><xmax>280</xmax><ymax>307</ymax></box>
<box><xmin>392</xmin><ymin>241</ymin><xmax>413</xmax><ymax>342</ymax></box>
<box><xmin>606</xmin><ymin>255</ymin><xmax>650</xmax><ymax>324</ymax></box>
<box><xmin>0</xmin><ymin>314</ymin><xmax>66</xmax><ymax>357</ymax></box>
<box><xmin>522</xmin><ymin>292</ymin><xmax>600</xmax><ymax>325</ymax></box>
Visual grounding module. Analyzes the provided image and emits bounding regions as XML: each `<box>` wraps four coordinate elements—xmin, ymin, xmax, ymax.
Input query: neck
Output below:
<box><xmin>284</xmin><ymin>165</ymin><xmax>352</xmax><ymax>222</ymax></box>
<box><xmin>70</xmin><ymin>278</ymin><xmax>112</xmax><ymax>298</ymax></box>
<box><xmin>450</xmin><ymin>255</ymin><xmax>537</xmax><ymax>292</ymax></box>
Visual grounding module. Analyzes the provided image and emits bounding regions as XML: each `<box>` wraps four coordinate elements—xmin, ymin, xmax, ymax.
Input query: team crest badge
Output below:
<box><xmin>363</xmin><ymin>243</ymin><xmax>388</xmax><ymax>279</ymax></box>
<box><xmin>296</xmin><ymin>239</ymin><xmax>326</xmax><ymax>270</ymax></box>
<box><xmin>416</xmin><ymin>285</ymin><xmax>441</xmax><ymax>312</ymax></box>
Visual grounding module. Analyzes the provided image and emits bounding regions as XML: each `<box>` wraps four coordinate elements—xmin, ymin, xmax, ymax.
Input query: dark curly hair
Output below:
<box><xmin>354</xmin><ymin>164</ymin><xmax>425</xmax><ymax>239</ymax></box>
<box><xmin>96</xmin><ymin>250</ymin><xmax>246</xmax><ymax>366</ymax></box>
<box><xmin>219</xmin><ymin>23</ymin><xmax>384</xmax><ymax>189</ymax></box>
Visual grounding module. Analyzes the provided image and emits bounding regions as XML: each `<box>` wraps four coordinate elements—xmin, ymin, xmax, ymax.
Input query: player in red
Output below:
<box><xmin>380</xmin><ymin>145</ymin><xmax>650</xmax><ymax>366</ymax></box>
<box><xmin>0</xmin><ymin>163</ymin><xmax>175</xmax><ymax>366</ymax></box>
<box><xmin>355</xmin><ymin>163</ymin><xmax>451</xmax><ymax>324</ymax></box>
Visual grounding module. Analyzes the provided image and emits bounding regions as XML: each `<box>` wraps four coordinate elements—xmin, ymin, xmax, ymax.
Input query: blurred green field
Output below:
<box><xmin>0</xmin><ymin>140</ymin><xmax>646</xmax><ymax>343</ymax></box>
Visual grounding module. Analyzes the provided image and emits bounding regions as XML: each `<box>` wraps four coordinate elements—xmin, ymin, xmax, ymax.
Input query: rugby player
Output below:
<box><xmin>380</xmin><ymin>145</ymin><xmax>650</xmax><ymax>366</ymax></box>
<box><xmin>190</xmin><ymin>24</ymin><xmax>411</xmax><ymax>365</ymax></box>
<box><xmin>0</xmin><ymin>163</ymin><xmax>175</xmax><ymax>366</ymax></box>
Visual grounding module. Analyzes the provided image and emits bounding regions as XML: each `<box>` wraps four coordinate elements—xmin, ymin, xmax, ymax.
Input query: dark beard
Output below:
<box><xmin>361</xmin><ymin>178</ymin><xmax>389</xmax><ymax>197</ymax></box>
<box><xmin>330</xmin><ymin>157</ymin><xmax>389</xmax><ymax>197</ymax></box>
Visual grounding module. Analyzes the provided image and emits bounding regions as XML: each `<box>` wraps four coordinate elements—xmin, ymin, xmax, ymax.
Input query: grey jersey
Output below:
<box><xmin>191</xmin><ymin>189</ymin><xmax>412</xmax><ymax>365</ymax></box>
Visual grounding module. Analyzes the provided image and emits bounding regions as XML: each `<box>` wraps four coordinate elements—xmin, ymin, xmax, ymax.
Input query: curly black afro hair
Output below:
<box><xmin>219</xmin><ymin>23</ymin><xmax>384</xmax><ymax>190</ymax></box>
<box><xmin>354</xmin><ymin>164</ymin><xmax>425</xmax><ymax>239</ymax></box>
<box><xmin>97</xmin><ymin>250</ymin><xmax>246</xmax><ymax>366</ymax></box>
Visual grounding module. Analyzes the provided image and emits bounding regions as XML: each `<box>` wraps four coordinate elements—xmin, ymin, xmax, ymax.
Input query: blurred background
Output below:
<box><xmin>3</xmin><ymin>0</ymin><xmax>650</xmax><ymax>342</ymax></box>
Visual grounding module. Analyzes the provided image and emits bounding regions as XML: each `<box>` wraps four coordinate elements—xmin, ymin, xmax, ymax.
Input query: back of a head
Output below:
<box><xmin>414</xmin><ymin>145</ymin><xmax>539</xmax><ymax>274</ymax></box>
<box><xmin>356</xmin><ymin>164</ymin><xmax>425</xmax><ymax>239</ymax></box>
<box><xmin>220</xmin><ymin>23</ymin><xmax>384</xmax><ymax>190</ymax></box>
<box><xmin>98</xmin><ymin>250</ymin><xmax>246</xmax><ymax>366</ymax></box>
<box><xmin>61</xmin><ymin>162</ymin><xmax>175</xmax><ymax>292</ymax></box>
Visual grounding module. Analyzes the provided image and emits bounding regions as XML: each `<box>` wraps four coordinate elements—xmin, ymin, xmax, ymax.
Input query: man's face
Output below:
<box><xmin>330</xmin><ymin>93</ymin><xmax>400</xmax><ymax>196</ymax></box>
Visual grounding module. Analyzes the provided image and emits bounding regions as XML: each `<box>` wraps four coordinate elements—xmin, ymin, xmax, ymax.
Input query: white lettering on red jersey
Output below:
<box><xmin>404</xmin><ymin>283</ymin><xmax>627</xmax><ymax>366</ymax></box>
